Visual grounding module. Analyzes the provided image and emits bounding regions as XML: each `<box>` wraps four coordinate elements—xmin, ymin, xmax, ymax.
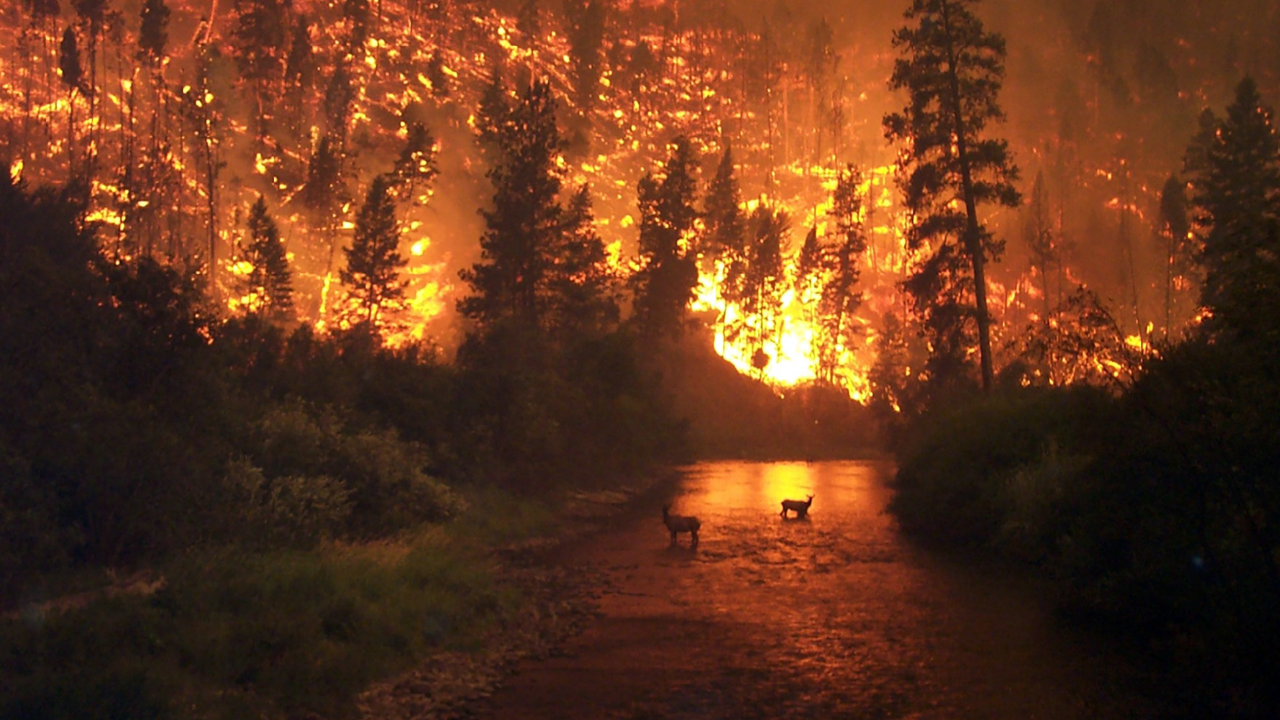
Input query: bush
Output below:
<box><xmin>889</xmin><ymin>385</ymin><xmax>1114</xmax><ymax>546</ymax></box>
<box><xmin>247</xmin><ymin>401</ymin><xmax>462</xmax><ymax>539</ymax></box>
<box><xmin>0</xmin><ymin>539</ymin><xmax>517</xmax><ymax>720</ymax></box>
<box><xmin>221</xmin><ymin>458</ymin><xmax>352</xmax><ymax>548</ymax></box>
<box><xmin>996</xmin><ymin>439</ymin><xmax>1091</xmax><ymax>563</ymax></box>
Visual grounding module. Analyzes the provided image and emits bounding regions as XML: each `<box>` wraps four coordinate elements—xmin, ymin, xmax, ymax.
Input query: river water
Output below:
<box><xmin>479</xmin><ymin>460</ymin><xmax>1153</xmax><ymax>719</ymax></box>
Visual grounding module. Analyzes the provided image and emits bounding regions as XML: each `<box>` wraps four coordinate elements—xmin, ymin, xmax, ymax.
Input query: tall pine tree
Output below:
<box><xmin>564</xmin><ymin>0</ymin><xmax>607</xmax><ymax>113</ymax></box>
<box><xmin>815</xmin><ymin>164</ymin><xmax>868</xmax><ymax>384</ymax></box>
<box><xmin>700</xmin><ymin>144</ymin><xmax>747</xmax><ymax>347</ymax></box>
<box><xmin>1185</xmin><ymin>76</ymin><xmax>1280</xmax><ymax>342</ymax></box>
<box><xmin>1023</xmin><ymin>171</ymin><xmax>1056</xmax><ymax>328</ymax></box>
<box><xmin>884</xmin><ymin>0</ymin><xmax>1020</xmax><ymax>392</ymax></box>
<box><xmin>232</xmin><ymin>0</ymin><xmax>287</xmax><ymax>144</ymax></box>
<box><xmin>550</xmin><ymin>185</ymin><xmax>619</xmax><ymax>339</ymax></box>
<box><xmin>739</xmin><ymin>204</ymin><xmax>789</xmax><ymax>373</ymax></box>
<box><xmin>341</xmin><ymin>175</ymin><xmax>407</xmax><ymax>327</ymax></box>
<box><xmin>459</xmin><ymin>79</ymin><xmax>566</xmax><ymax>331</ymax></box>
<box><xmin>630</xmin><ymin>137</ymin><xmax>700</xmax><ymax>339</ymax></box>
<box><xmin>58</xmin><ymin>26</ymin><xmax>84</xmax><ymax>173</ymax></box>
<box><xmin>1157</xmin><ymin>173</ymin><xmax>1194</xmax><ymax>339</ymax></box>
<box><xmin>389</xmin><ymin>122</ymin><xmax>439</xmax><ymax>210</ymax></box>
<box><xmin>241</xmin><ymin>195</ymin><xmax>293</xmax><ymax>321</ymax></box>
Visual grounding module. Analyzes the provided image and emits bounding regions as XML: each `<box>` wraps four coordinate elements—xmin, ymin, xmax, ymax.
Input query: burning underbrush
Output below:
<box><xmin>1</xmin><ymin>0</ymin><xmax>1229</xmax><ymax>400</ymax></box>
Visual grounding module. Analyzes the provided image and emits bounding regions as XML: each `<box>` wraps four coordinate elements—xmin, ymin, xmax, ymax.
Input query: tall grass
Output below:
<box><xmin>0</xmin><ymin>496</ymin><xmax>542</xmax><ymax>720</ymax></box>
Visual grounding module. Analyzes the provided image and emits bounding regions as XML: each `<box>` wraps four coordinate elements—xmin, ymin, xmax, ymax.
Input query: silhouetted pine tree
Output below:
<box><xmin>701</xmin><ymin>145</ymin><xmax>746</xmax><ymax>287</ymax></box>
<box><xmin>389</xmin><ymin>122</ymin><xmax>439</xmax><ymax>207</ymax></box>
<box><xmin>795</xmin><ymin>226</ymin><xmax>824</xmax><ymax>305</ymax></box>
<box><xmin>232</xmin><ymin>0</ymin><xmax>287</xmax><ymax>144</ymax></box>
<box><xmin>700</xmin><ymin>144</ymin><xmax>747</xmax><ymax>345</ymax></box>
<box><xmin>137</xmin><ymin>0</ymin><xmax>169</xmax><ymax>64</ymax></box>
<box><xmin>301</xmin><ymin>135</ymin><xmax>348</xmax><ymax>278</ymax></box>
<box><xmin>1023</xmin><ymin>171</ymin><xmax>1056</xmax><ymax>328</ymax></box>
<box><xmin>134</xmin><ymin>0</ymin><xmax>170</xmax><ymax>255</ymax></box>
<box><xmin>1184</xmin><ymin>76</ymin><xmax>1280</xmax><ymax>343</ymax></box>
<box><xmin>815</xmin><ymin>164</ymin><xmax>868</xmax><ymax>383</ymax></box>
<box><xmin>341</xmin><ymin>175</ymin><xmax>407</xmax><ymax>327</ymax></box>
<box><xmin>739</xmin><ymin>204</ymin><xmax>789</xmax><ymax>373</ymax></box>
<box><xmin>459</xmin><ymin>79</ymin><xmax>565</xmax><ymax>331</ymax></box>
<box><xmin>564</xmin><ymin>0</ymin><xmax>606</xmax><ymax>112</ymax></box>
<box><xmin>242</xmin><ymin>195</ymin><xmax>293</xmax><ymax>321</ymax></box>
<box><xmin>343</xmin><ymin>0</ymin><xmax>371</xmax><ymax>55</ymax></box>
<box><xmin>630</xmin><ymin>137</ymin><xmax>700</xmax><ymax>339</ymax></box>
<box><xmin>550</xmin><ymin>185</ymin><xmax>619</xmax><ymax>339</ymax></box>
<box><xmin>58</xmin><ymin>26</ymin><xmax>84</xmax><ymax>173</ymax></box>
<box><xmin>884</xmin><ymin>0</ymin><xmax>1021</xmax><ymax>392</ymax></box>
<box><xmin>282</xmin><ymin>16</ymin><xmax>314</xmax><ymax>138</ymax></box>
<box><xmin>72</xmin><ymin>0</ymin><xmax>105</xmax><ymax>148</ymax></box>
<box><xmin>1157</xmin><ymin>174</ymin><xmax>1194</xmax><ymax>339</ymax></box>
<box><xmin>325</xmin><ymin>62</ymin><xmax>356</xmax><ymax>145</ymax></box>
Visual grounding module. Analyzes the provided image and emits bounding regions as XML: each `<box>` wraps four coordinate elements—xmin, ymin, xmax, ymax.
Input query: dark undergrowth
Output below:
<box><xmin>0</xmin><ymin>484</ymin><xmax>558</xmax><ymax>720</ymax></box>
<box><xmin>888</xmin><ymin>343</ymin><xmax>1280</xmax><ymax>717</ymax></box>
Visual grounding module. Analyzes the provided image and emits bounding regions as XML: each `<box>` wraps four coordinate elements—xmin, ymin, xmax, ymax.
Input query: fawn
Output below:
<box><xmin>780</xmin><ymin>494</ymin><xmax>814</xmax><ymax>518</ymax></box>
<box><xmin>662</xmin><ymin>504</ymin><xmax>700</xmax><ymax>547</ymax></box>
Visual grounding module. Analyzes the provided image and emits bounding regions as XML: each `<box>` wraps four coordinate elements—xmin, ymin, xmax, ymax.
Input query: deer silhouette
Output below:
<box><xmin>780</xmin><ymin>494</ymin><xmax>814</xmax><ymax>519</ymax></box>
<box><xmin>662</xmin><ymin>504</ymin><xmax>700</xmax><ymax>547</ymax></box>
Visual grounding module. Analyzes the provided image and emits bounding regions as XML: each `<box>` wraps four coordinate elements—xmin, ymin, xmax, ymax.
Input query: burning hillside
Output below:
<box><xmin>1</xmin><ymin>0</ymin><xmax>1273</xmax><ymax>399</ymax></box>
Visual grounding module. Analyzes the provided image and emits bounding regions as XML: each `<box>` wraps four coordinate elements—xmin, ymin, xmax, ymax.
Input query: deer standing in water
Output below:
<box><xmin>780</xmin><ymin>494</ymin><xmax>814</xmax><ymax>519</ymax></box>
<box><xmin>662</xmin><ymin>504</ymin><xmax>700</xmax><ymax>547</ymax></box>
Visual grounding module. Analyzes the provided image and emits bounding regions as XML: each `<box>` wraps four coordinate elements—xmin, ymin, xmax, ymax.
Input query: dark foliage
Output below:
<box><xmin>629</xmin><ymin>136</ymin><xmax>700</xmax><ymax>340</ymax></box>
<box><xmin>884</xmin><ymin>0</ymin><xmax>1021</xmax><ymax>391</ymax></box>
<box><xmin>341</xmin><ymin>174</ymin><xmax>408</xmax><ymax>327</ymax></box>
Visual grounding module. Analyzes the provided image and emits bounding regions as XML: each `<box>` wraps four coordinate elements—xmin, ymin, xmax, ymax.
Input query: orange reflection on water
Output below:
<box><xmin>689</xmin><ymin>461</ymin><xmax>820</xmax><ymax>514</ymax></box>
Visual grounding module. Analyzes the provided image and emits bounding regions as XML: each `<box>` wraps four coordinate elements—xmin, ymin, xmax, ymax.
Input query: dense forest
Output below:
<box><xmin>3</xmin><ymin>0</ymin><xmax>1280</xmax><ymax>717</ymax></box>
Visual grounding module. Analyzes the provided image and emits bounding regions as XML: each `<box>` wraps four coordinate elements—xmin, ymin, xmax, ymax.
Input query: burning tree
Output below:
<box><xmin>699</xmin><ymin>144</ymin><xmax>748</xmax><ymax>348</ymax></box>
<box><xmin>630</xmin><ymin>136</ymin><xmax>700</xmax><ymax>340</ymax></box>
<box><xmin>812</xmin><ymin>164</ymin><xmax>869</xmax><ymax>385</ymax></box>
<box><xmin>884</xmin><ymin>0</ymin><xmax>1021</xmax><ymax>393</ymax></box>
<box><xmin>239</xmin><ymin>195</ymin><xmax>294</xmax><ymax>322</ymax></box>
<box><xmin>463</xmin><ymin>77</ymin><xmax>573</xmax><ymax>335</ymax></box>
<box><xmin>341</xmin><ymin>174</ymin><xmax>408</xmax><ymax>328</ymax></box>
<box><xmin>1185</xmin><ymin>76</ymin><xmax>1280</xmax><ymax>344</ymax></box>
<box><xmin>1156</xmin><ymin>173</ymin><xmax>1195</xmax><ymax>341</ymax></box>
<box><xmin>739</xmin><ymin>203</ymin><xmax>789</xmax><ymax>373</ymax></box>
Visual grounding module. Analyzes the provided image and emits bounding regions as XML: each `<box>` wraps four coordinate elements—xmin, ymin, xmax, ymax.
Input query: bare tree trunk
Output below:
<box><xmin>941</xmin><ymin>9</ymin><xmax>994</xmax><ymax>391</ymax></box>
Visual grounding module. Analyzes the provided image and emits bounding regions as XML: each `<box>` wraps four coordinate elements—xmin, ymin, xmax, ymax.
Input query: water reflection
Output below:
<box><xmin>482</xmin><ymin>460</ymin><xmax>1148</xmax><ymax>720</ymax></box>
<box><xmin>661</xmin><ymin>460</ymin><xmax>1144</xmax><ymax>719</ymax></box>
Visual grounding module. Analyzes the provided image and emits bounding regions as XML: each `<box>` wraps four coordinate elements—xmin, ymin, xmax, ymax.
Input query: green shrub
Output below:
<box><xmin>246</xmin><ymin>401</ymin><xmax>462</xmax><ymax>540</ymax></box>
<box><xmin>889</xmin><ymin>385</ymin><xmax>1114</xmax><ymax>545</ymax></box>
<box><xmin>996</xmin><ymin>439</ymin><xmax>1091</xmax><ymax>563</ymax></box>
<box><xmin>334</xmin><ymin>428</ymin><xmax>462</xmax><ymax>535</ymax></box>
<box><xmin>221</xmin><ymin>458</ymin><xmax>352</xmax><ymax>548</ymax></box>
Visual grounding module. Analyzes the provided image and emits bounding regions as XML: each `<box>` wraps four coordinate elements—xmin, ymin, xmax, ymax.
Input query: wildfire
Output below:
<box><xmin>0</xmin><ymin>0</ymin><xmax>1194</xmax><ymax>403</ymax></box>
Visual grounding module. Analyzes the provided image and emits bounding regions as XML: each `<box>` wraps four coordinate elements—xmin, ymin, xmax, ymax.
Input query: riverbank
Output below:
<box><xmin>0</xmin><ymin>476</ymin><xmax>679</xmax><ymax>720</ymax></box>
<box><xmin>359</xmin><ymin>473</ymin><xmax>684</xmax><ymax>720</ymax></box>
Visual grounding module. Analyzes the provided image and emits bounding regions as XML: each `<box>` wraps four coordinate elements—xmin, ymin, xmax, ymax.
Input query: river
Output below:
<box><xmin>478</xmin><ymin>460</ymin><xmax>1154</xmax><ymax>719</ymax></box>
